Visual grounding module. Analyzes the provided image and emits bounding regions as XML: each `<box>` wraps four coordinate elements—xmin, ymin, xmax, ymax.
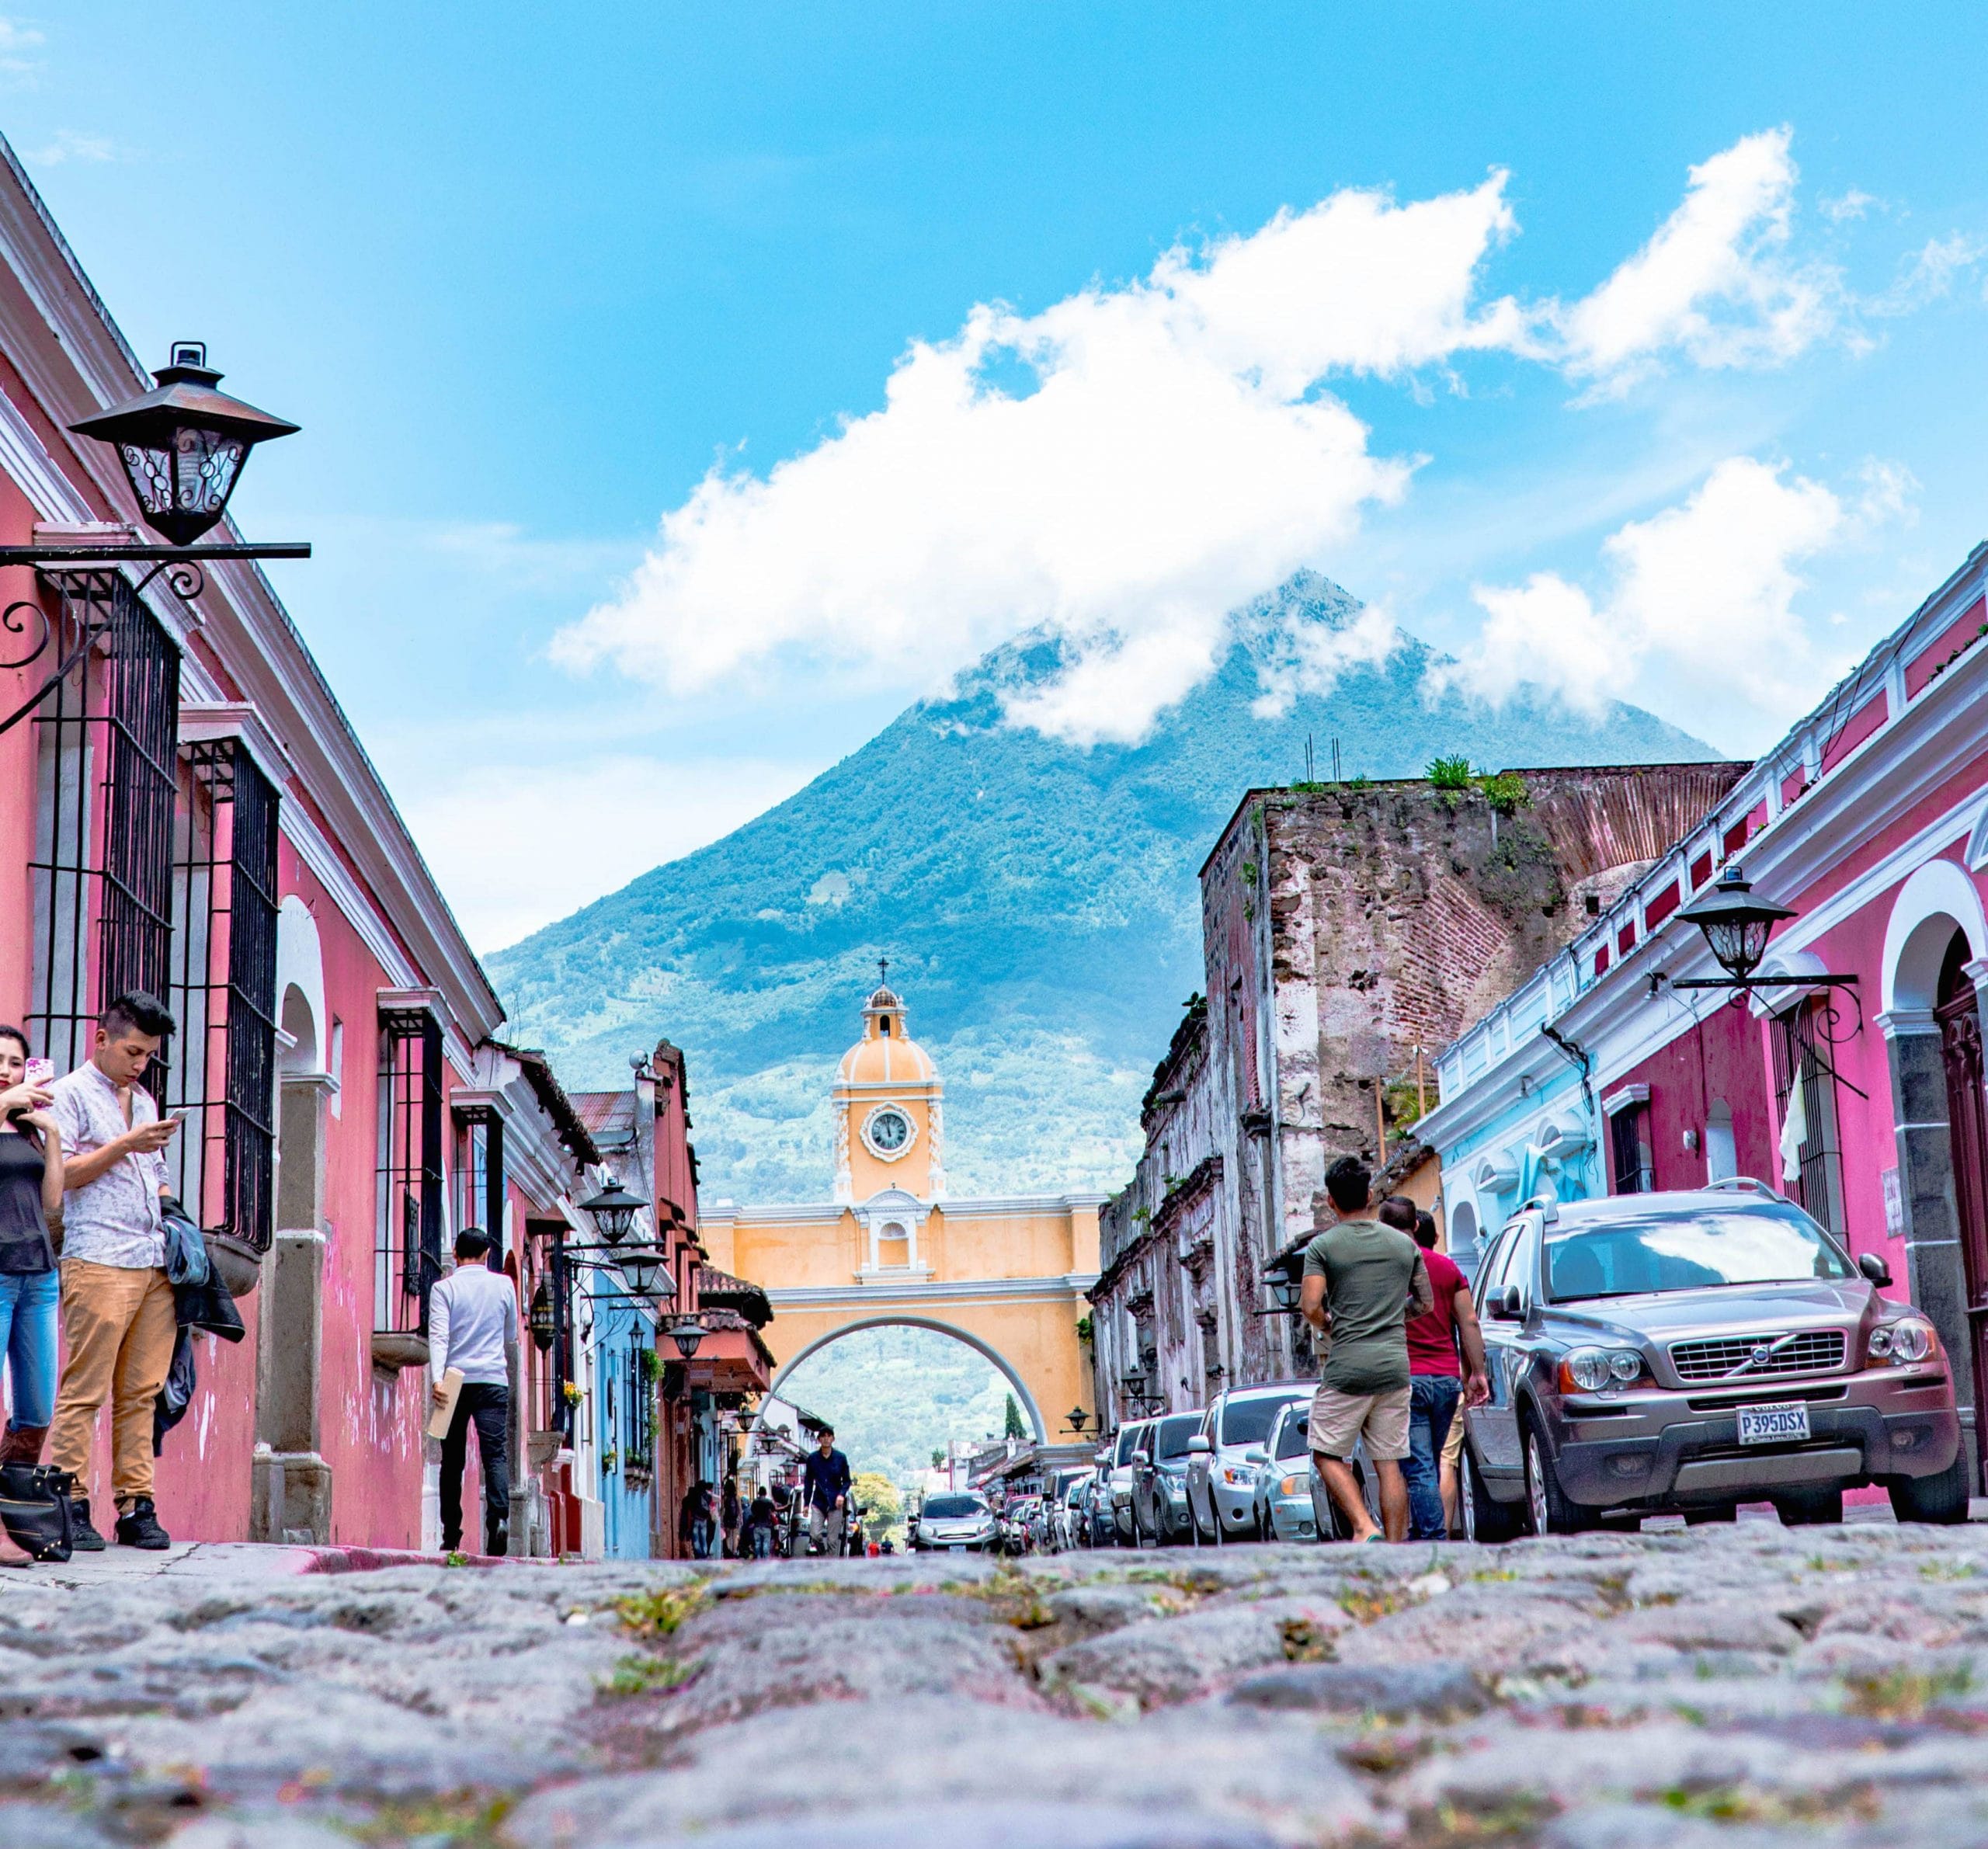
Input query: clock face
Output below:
<box><xmin>869</xmin><ymin>1109</ymin><xmax>910</xmax><ymax>1152</ymax></box>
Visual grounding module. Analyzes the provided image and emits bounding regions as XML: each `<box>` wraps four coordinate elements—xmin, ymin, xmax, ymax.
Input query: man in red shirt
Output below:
<box><xmin>1378</xmin><ymin>1198</ymin><xmax>1489</xmax><ymax>1541</ymax></box>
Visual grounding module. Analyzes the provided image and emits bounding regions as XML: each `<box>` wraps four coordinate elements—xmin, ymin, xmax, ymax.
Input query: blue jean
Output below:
<box><xmin>1404</xmin><ymin>1375</ymin><xmax>1461</xmax><ymax>1541</ymax></box>
<box><xmin>0</xmin><ymin>1268</ymin><xmax>60</xmax><ymax>1434</ymax></box>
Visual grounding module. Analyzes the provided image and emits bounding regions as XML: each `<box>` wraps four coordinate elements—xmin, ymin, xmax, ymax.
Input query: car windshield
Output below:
<box><xmin>1545</xmin><ymin>1204</ymin><xmax>1853</xmax><ymax>1301</ymax></box>
<box><xmin>1220</xmin><ymin>1395</ymin><xmax>1287</xmax><ymax>1447</ymax></box>
<box><xmin>1275</xmin><ymin>1410</ymin><xmax>1311</xmax><ymax>1460</ymax></box>
<box><xmin>1114</xmin><ymin>1425</ymin><xmax>1147</xmax><ymax>1465</ymax></box>
<box><xmin>922</xmin><ymin>1496</ymin><xmax>986</xmax><ymax>1521</ymax></box>
<box><xmin>1153</xmin><ymin>1414</ymin><xmax>1200</xmax><ymax>1460</ymax></box>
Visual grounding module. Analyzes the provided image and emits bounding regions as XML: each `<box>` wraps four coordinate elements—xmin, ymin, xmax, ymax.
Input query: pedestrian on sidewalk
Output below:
<box><xmin>720</xmin><ymin>1472</ymin><xmax>741</xmax><ymax>1557</ymax></box>
<box><xmin>743</xmin><ymin>1485</ymin><xmax>777</xmax><ymax>1557</ymax></box>
<box><xmin>47</xmin><ymin>993</ymin><xmax>181</xmax><ymax>1552</ymax></box>
<box><xmin>1379</xmin><ymin>1199</ymin><xmax>1489</xmax><ymax>1541</ymax></box>
<box><xmin>1300</xmin><ymin>1156</ymin><xmax>1432</xmax><ymax>1544</ymax></box>
<box><xmin>428</xmin><ymin>1227</ymin><xmax>516</xmax><ymax>1557</ymax></box>
<box><xmin>679</xmin><ymin>1479</ymin><xmax>714</xmax><ymax>1559</ymax></box>
<box><xmin>0</xmin><ymin>1026</ymin><xmax>67</xmax><ymax>1565</ymax></box>
<box><xmin>801</xmin><ymin>1425</ymin><xmax>851</xmax><ymax>1555</ymax></box>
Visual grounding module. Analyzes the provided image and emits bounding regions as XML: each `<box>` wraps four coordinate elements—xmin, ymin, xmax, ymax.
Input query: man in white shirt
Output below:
<box><xmin>47</xmin><ymin>992</ymin><xmax>181</xmax><ymax>1552</ymax></box>
<box><xmin>428</xmin><ymin>1226</ymin><xmax>517</xmax><ymax>1555</ymax></box>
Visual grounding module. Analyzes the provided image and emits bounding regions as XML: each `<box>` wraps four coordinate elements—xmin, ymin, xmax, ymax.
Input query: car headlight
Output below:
<box><xmin>1220</xmin><ymin>1465</ymin><xmax>1251</xmax><ymax>1486</ymax></box>
<box><xmin>1277</xmin><ymin>1475</ymin><xmax>1306</xmax><ymax>1497</ymax></box>
<box><xmin>1559</xmin><ymin>1347</ymin><xmax>1644</xmax><ymax>1392</ymax></box>
<box><xmin>1874</xmin><ymin>1317</ymin><xmax>1937</xmax><ymax>1364</ymax></box>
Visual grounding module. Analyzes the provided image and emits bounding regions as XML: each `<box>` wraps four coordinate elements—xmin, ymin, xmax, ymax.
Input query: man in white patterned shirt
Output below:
<box><xmin>47</xmin><ymin>992</ymin><xmax>180</xmax><ymax>1551</ymax></box>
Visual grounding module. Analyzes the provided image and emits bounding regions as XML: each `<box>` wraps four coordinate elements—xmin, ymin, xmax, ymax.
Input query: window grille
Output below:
<box><xmin>376</xmin><ymin>1010</ymin><xmax>444</xmax><ymax>1333</ymax></box>
<box><xmin>627</xmin><ymin>1336</ymin><xmax>655</xmax><ymax>1470</ymax></box>
<box><xmin>163</xmin><ymin>739</ymin><xmax>280</xmax><ymax>1251</ymax></box>
<box><xmin>452</xmin><ymin>1106</ymin><xmax>505</xmax><ymax>1255</ymax></box>
<box><xmin>26</xmin><ymin>572</ymin><xmax>181</xmax><ymax>1090</ymax></box>
<box><xmin>1771</xmin><ymin>999</ymin><xmax>1847</xmax><ymax>1234</ymax></box>
<box><xmin>1610</xmin><ymin>1103</ymin><xmax>1653</xmax><ymax>1194</ymax></box>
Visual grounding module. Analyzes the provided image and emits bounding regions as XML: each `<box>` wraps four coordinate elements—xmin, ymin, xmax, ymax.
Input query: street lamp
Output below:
<box><xmin>579</xmin><ymin>1177</ymin><xmax>646</xmax><ymax>1246</ymax></box>
<box><xmin>69</xmin><ymin>342</ymin><xmax>299</xmax><ymax>545</ymax></box>
<box><xmin>666</xmin><ymin>1319</ymin><xmax>705</xmax><ymax>1361</ymax></box>
<box><xmin>528</xmin><ymin>1281</ymin><xmax>556</xmax><ymax>1354</ymax></box>
<box><xmin>1062</xmin><ymin>1406</ymin><xmax>1090</xmax><ymax>1436</ymax></box>
<box><xmin>1262</xmin><ymin>1263</ymin><xmax>1305</xmax><ymax>1316</ymax></box>
<box><xmin>616</xmin><ymin>1246</ymin><xmax>668</xmax><ymax>1295</ymax></box>
<box><xmin>1120</xmin><ymin>1368</ymin><xmax>1150</xmax><ymax>1401</ymax></box>
<box><xmin>1661</xmin><ymin>863</ymin><xmax>1855</xmax><ymax>999</ymax></box>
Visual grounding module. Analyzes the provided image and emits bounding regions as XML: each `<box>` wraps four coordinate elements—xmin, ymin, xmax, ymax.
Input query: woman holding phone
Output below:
<box><xmin>0</xmin><ymin>1025</ymin><xmax>64</xmax><ymax>1563</ymax></box>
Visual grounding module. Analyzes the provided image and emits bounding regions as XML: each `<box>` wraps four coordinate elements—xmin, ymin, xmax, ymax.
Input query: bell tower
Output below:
<box><xmin>831</xmin><ymin>968</ymin><xmax>944</xmax><ymax>1207</ymax></box>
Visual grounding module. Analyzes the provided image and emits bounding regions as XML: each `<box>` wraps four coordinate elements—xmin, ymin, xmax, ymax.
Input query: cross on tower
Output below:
<box><xmin>878</xmin><ymin>956</ymin><xmax>890</xmax><ymax>988</ymax></box>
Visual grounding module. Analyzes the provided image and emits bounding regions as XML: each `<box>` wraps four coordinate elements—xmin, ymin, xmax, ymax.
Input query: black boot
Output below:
<box><xmin>0</xmin><ymin>1461</ymin><xmax>70</xmax><ymax>1563</ymax></box>
<box><xmin>114</xmin><ymin>1497</ymin><xmax>171</xmax><ymax>1551</ymax></box>
<box><xmin>69</xmin><ymin>1496</ymin><xmax>107</xmax><ymax>1552</ymax></box>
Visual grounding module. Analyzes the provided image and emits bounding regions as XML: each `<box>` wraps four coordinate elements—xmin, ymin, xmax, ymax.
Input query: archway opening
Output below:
<box><xmin>766</xmin><ymin>1321</ymin><xmax>1045</xmax><ymax>1541</ymax></box>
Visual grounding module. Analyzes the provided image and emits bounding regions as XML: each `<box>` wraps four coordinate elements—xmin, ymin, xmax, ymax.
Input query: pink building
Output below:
<box><xmin>1430</xmin><ymin>539</ymin><xmax>1988</xmax><ymax>1493</ymax></box>
<box><xmin>0</xmin><ymin>143</ymin><xmax>636</xmax><ymax>1549</ymax></box>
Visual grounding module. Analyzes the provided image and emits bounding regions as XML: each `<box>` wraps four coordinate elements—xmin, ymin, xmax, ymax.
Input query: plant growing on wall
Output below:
<box><xmin>1427</xmin><ymin>754</ymin><xmax>1475</xmax><ymax>790</ymax></box>
<box><xmin>1076</xmin><ymin>1315</ymin><xmax>1093</xmax><ymax>1347</ymax></box>
<box><xmin>1476</xmin><ymin>770</ymin><xmax>1530</xmax><ymax>816</ymax></box>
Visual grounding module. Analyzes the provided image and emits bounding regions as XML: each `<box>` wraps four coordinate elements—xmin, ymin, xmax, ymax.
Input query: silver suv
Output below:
<box><xmin>1103</xmin><ymin>1420</ymin><xmax>1152</xmax><ymax>1543</ymax></box>
<box><xmin>1186</xmin><ymin>1382</ymin><xmax>1311</xmax><ymax>1542</ymax></box>
<box><xmin>1460</xmin><ymin>1183</ymin><xmax>1965</xmax><ymax>1536</ymax></box>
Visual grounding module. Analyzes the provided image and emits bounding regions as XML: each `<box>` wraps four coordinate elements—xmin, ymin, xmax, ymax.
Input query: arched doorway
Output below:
<box><xmin>770</xmin><ymin>1316</ymin><xmax>1048</xmax><ymax>1444</ymax></box>
<box><xmin>1938</xmin><ymin>932</ymin><xmax>1988</xmax><ymax>1486</ymax></box>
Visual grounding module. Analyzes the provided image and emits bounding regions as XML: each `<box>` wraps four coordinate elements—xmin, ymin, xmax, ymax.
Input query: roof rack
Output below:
<box><xmin>1705</xmin><ymin>1176</ymin><xmax>1779</xmax><ymax>1200</ymax></box>
<box><xmin>1516</xmin><ymin>1194</ymin><xmax>1560</xmax><ymax>1225</ymax></box>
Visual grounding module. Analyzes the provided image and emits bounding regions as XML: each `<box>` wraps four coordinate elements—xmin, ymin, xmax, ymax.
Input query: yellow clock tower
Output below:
<box><xmin>832</xmin><ymin>974</ymin><xmax>944</xmax><ymax>1205</ymax></box>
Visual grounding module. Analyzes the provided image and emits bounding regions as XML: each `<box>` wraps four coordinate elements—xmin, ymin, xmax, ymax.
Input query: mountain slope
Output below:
<box><xmin>490</xmin><ymin>574</ymin><xmax>1715</xmax><ymax>1201</ymax></box>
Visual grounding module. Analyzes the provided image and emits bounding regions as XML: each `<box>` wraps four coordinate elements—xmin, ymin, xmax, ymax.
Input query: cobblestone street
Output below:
<box><xmin>6</xmin><ymin>1520</ymin><xmax>1988</xmax><ymax>1847</ymax></box>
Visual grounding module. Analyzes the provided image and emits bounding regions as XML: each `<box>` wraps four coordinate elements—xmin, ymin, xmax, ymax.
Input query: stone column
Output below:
<box><xmin>1879</xmin><ymin>1008</ymin><xmax>1979</xmax><ymax>1491</ymax></box>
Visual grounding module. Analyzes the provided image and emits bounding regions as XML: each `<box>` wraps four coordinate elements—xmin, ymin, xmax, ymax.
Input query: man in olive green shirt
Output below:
<box><xmin>1300</xmin><ymin>1156</ymin><xmax>1432</xmax><ymax>1542</ymax></box>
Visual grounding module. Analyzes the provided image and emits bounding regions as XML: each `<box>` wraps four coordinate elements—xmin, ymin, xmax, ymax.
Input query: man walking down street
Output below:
<box><xmin>802</xmin><ymin>1425</ymin><xmax>851</xmax><ymax>1555</ymax></box>
<box><xmin>1301</xmin><ymin>1157</ymin><xmax>1432</xmax><ymax>1543</ymax></box>
<box><xmin>1379</xmin><ymin>1198</ymin><xmax>1489</xmax><ymax>1541</ymax></box>
<box><xmin>48</xmin><ymin>992</ymin><xmax>181</xmax><ymax>1552</ymax></box>
<box><xmin>429</xmin><ymin>1228</ymin><xmax>516</xmax><ymax>1557</ymax></box>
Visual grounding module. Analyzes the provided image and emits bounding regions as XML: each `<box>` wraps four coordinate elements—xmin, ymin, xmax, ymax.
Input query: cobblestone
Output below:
<box><xmin>8</xmin><ymin>1524</ymin><xmax>1988</xmax><ymax>1844</ymax></box>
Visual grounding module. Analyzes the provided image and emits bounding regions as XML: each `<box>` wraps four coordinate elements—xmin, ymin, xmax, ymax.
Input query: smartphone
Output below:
<box><xmin>23</xmin><ymin>1058</ymin><xmax>53</xmax><ymax>1088</ymax></box>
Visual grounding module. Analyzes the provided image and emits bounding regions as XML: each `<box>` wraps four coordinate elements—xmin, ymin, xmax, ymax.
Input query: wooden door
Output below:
<box><xmin>1937</xmin><ymin>932</ymin><xmax>1988</xmax><ymax>1482</ymax></box>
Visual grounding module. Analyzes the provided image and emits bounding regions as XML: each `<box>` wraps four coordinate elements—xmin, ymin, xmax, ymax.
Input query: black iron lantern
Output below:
<box><xmin>667</xmin><ymin>1318</ymin><xmax>705</xmax><ymax>1361</ymax></box>
<box><xmin>579</xmin><ymin>1176</ymin><xmax>646</xmax><ymax>1246</ymax></box>
<box><xmin>1120</xmin><ymin>1368</ymin><xmax>1150</xmax><ymax>1400</ymax></box>
<box><xmin>70</xmin><ymin>342</ymin><xmax>299</xmax><ymax>546</ymax></box>
<box><xmin>1675</xmin><ymin>864</ymin><xmax>1796</xmax><ymax>983</ymax></box>
<box><xmin>1066</xmin><ymin>1406</ymin><xmax>1088</xmax><ymax>1434</ymax></box>
<box><xmin>528</xmin><ymin>1280</ymin><xmax>556</xmax><ymax>1354</ymax></box>
<box><xmin>617</xmin><ymin>1246</ymin><xmax>669</xmax><ymax>1295</ymax></box>
<box><xmin>1263</xmin><ymin>1264</ymin><xmax>1305</xmax><ymax>1316</ymax></box>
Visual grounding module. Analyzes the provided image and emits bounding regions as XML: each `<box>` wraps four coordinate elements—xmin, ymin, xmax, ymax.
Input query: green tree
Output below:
<box><xmin>852</xmin><ymin>1471</ymin><xmax>904</xmax><ymax>1545</ymax></box>
<box><xmin>1003</xmin><ymin>1393</ymin><xmax>1027</xmax><ymax>1441</ymax></box>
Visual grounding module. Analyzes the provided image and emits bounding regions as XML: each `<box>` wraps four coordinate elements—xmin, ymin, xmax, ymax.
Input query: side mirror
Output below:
<box><xmin>1187</xmin><ymin>1434</ymin><xmax>1211</xmax><ymax>1455</ymax></box>
<box><xmin>1131</xmin><ymin>1450</ymin><xmax>1151</xmax><ymax>1468</ymax></box>
<box><xmin>1242</xmin><ymin>1448</ymin><xmax>1267</xmax><ymax>1466</ymax></box>
<box><xmin>1858</xmin><ymin>1251</ymin><xmax>1894</xmax><ymax>1288</ymax></box>
<box><xmin>1489</xmin><ymin>1284</ymin><xmax>1523</xmax><ymax>1321</ymax></box>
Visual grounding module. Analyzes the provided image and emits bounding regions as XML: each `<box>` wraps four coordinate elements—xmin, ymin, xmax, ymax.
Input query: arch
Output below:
<box><xmin>1705</xmin><ymin>1099</ymin><xmax>1737</xmax><ymax>1183</ymax></box>
<box><xmin>1882</xmin><ymin>858</ymin><xmax>1988</xmax><ymax>1013</ymax></box>
<box><xmin>280</xmin><ymin>983</ymin><xmax>318</xmax><ymax>1074</ymax></box>
<box><xmin>766</xmin><ymin>1313</ymin><xmax>1048</xmax><ymax>1443</ymax></box>
<box><xmin>275</xmin><ymin>896</ymin><xmax>327</xmax><ymax>1072</ymax></box>
<box><xmin>1449</xmin><ymin>1200</ymin><xmax>1479</xmax><ymax>1253</ymax></box>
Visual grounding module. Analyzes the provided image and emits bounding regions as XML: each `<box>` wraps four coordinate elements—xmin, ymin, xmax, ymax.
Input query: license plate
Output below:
<box><xmin>1737</xmin><ymin>1402</ymin><xmax>1810</xmax><ymax>1445</ymax></box>
<box><xmin>947</xmin><ymin>1543</ymin><xmax>965</xmax><ymax>1553</ymax></box>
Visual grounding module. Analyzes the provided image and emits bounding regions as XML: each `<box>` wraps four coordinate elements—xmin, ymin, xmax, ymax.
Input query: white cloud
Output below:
<box><xmin>28</xmin><ymin>129</ymin><xmax>113</xmax><ymax>165</ymax></box>
<box><xmin>554</xmin><ymin>174</ymin><xmax>1527</xmax><ymax>745</ymax></box>
<box><xmin>1819</xmin><ymin>189</ymin><xmax>1880</xmax><ymax>224</ymax></box>
<box><xmin>1431</xmin><ymin>456</ymin><xmax>1878</xmax><ymax>748</ymax></box>
<box><xmin>1247</xmin><ymin>600</ymin><xmax>1401</xmax><ymax>720</ymax></box>
<box><xmin>402</xmin><ymin>753</ymin><xmax>818</xmax><ymax>952</ymax></box>
<box><xmin>1866</xmin><ymin>233</ymin><xmax>1988</xmax><ymax>317</ymax></box>
<box><xmin>0</xmin><ymin>16</ymin><xmax>41</xmax><ymax>77</ymax></box>
<box><xmin>1553</xmin><ymin>128</ymin><xmax>1836</xmax><ymax>394</ymax></box>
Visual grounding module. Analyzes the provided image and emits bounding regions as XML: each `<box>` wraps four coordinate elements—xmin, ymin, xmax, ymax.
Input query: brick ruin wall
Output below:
<box><xmin>1248</xmin><ymin>761</ymin><xmax>1749</xmax><ymax>1181</ymax></box>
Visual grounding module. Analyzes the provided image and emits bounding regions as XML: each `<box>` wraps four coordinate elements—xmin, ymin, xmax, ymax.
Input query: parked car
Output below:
<box><xmin>1130</xmin><ymin>1411</ymin><xmax>1203</xmax><ymax>1545</ymax></box>
<box><xmin>1460</xmin><ymin>1182</ymin><xmax>1966</xmax><ymax>1538</ymax></box>
<box><xmin>1105</xmin><ymin>1420</ymin><xmax>1153</xmax><ymax>1544</ymax></box>
<box><xmin>1248</xmin><ymin>1401</ymin><xmax>1322</xmax><ymax>1542</ymax></box>
<box><xmin>1082</xmin><ymin>1451</ymin><xmax>1116</xmax><ymax>1546</ymax></box>
<box><xmin>1187</xmin><ymin>1382</ymin><xmax>1311</xmax><ymax>1542</ymax></box>
<box><xmin>909</xmin><ymin>1492</ymin><xmax>1001</xmax><ymax>1552</ymax></box>
<box><xmin>1055</xmin><ymin>1472</ymin><xmax>1093</xmax><ymax>1551</ymax></box>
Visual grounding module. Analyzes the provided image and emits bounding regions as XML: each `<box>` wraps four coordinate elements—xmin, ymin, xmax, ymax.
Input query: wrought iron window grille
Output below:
<box><xmin>376</xmin><ymin>1009</ymin><xmax>444</xmax><ymax>1334</ymax></box>
<box><xmin>163</xmin><ymin>739</ymin><xmax>280</xmax><ymax>1253</ymax></box>
<box><xmin>1771</xmin><ymin>999</ymin><xmax>1849</xmax><ymax>1236</ymax></box>
<box><xmin>1609</xmin><ymin>1102</ymin><xmax>1655</xmax><ymax>1196</ymax></box>
<box><xmin>451</xmin><ymin>1104</ymin><xmax>506</xmax><ymax>1258</ymax></box>
<box><xmin>25</xmin><ymin>571</ymin><xmax>181</xmax><ymax>1091</ymax></box>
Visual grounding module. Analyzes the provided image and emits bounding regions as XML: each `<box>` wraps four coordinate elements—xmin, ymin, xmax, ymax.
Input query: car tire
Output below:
<box><xmin>1773</xmin><ymin>1485</ymin><xmax>1844</xmax><ymax>1527</ymax></box>
<box><xmin>1889</xmin><ymin>1455</ymin><xmax>1971</xmax><ymax>1524</ymax></box>
<box><xmin>1522</xmin><ymin>1422</ymin><xmax>1587</xmax><ymax>1536</ymax></box>
<box><xmin>1462</xmin><ymin>1444</ymin><xmax>1524</xmax><ymax>1544</ymax></box>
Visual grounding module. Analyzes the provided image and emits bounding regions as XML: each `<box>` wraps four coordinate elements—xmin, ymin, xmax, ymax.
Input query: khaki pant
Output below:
<box><xmin>50</xmin><ymin>1260</ymin><xmax>176</xmax><ymax>1508</ymax></box>
<box><xmin>807</xmin><ymin>1501</ymin><xmax>846</xmax><ymax>1553</ymax></box>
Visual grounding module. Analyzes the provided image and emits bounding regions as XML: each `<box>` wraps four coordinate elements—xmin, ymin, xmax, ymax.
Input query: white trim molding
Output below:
<box><xmin>1881</xmin><ymin>857</ymin><xmax>1988</xmax><ymax>1013</ymax></box>
<box><xmin>1601</xmin><ymin>1083</ymin><xmax>1650</xmax><ymax>1117</ymax></box>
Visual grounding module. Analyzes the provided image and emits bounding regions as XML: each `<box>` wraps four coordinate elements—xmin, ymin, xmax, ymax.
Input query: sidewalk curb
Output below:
<box><xmin>298</xmin><ymin>1545</ymin><xmax>561</xmax><ymax>1574</ymax></box>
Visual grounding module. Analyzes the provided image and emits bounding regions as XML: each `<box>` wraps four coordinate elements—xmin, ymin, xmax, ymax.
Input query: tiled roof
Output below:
<box><xmin>571</xmin><ymin>1090</ymin><xmax>637</xmax><ymax>1141</ymax></box>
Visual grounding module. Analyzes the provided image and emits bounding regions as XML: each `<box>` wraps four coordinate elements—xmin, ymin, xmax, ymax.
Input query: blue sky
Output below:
<box><xmin>11</xmin><ymin>5</ymin><xmax>1986</xmax><ymax>947</ymax></box>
